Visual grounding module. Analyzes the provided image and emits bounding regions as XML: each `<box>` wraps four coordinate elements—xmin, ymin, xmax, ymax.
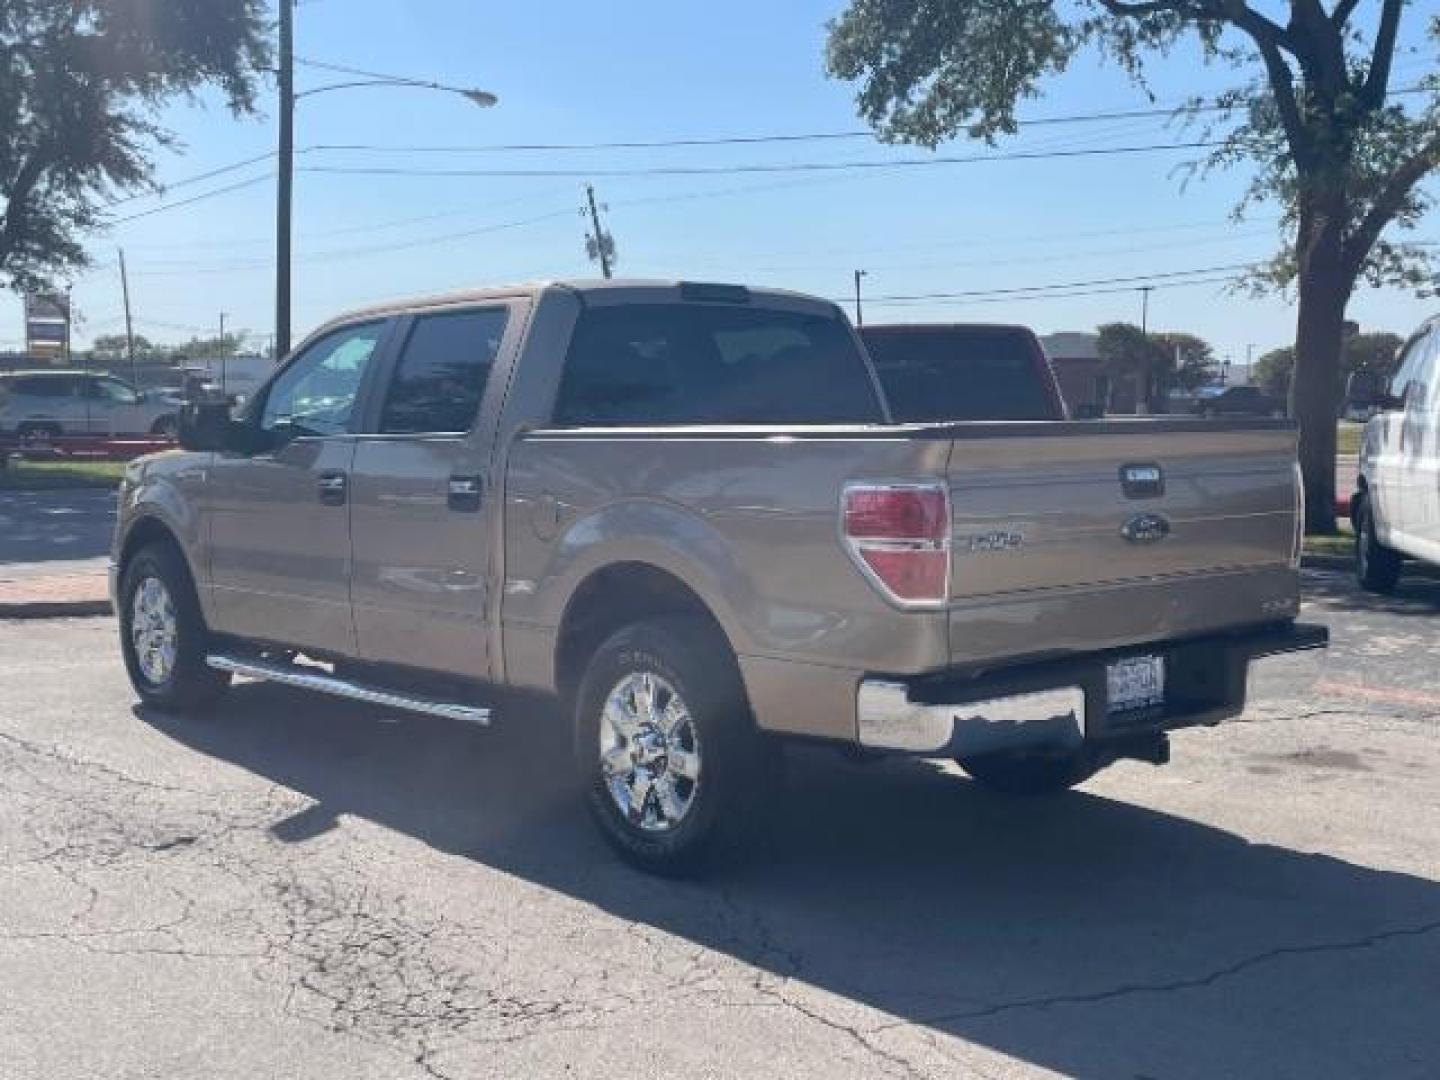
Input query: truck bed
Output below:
<box><xmin>504</xmin><ymin>416</ymin><xmax>1301</xmax><ymax>716</ymax></box>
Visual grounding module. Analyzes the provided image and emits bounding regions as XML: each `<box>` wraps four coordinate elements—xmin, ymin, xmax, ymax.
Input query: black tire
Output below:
<box><xmin>119</xmin><ymin>541</ymin><xmax>230</xmax><ymax>711</ymax></box>
<box><xmin>574</xmin><ymin>616</ymin><xmax>777</xmax><ymax>876</ymax></box>
<box><xmin>150</xmin><ymin>414</ymin><xmax>179</xmax><ymax>438</ymax></box>
<box><xmin>957</xmin><ymin>747</ymin><xmax>1103</xmax><ymax>796</ymax></box>
<box><xmin>1355</xmin><ymin>496</ymin><xmax>1402</xmax><ymax>594</ymax></box>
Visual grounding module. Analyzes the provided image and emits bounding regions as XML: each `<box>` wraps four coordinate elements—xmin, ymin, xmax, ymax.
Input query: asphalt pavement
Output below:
<box><xmin>1</xmin><ymin>569</ymin><xmax>1437</xmax><ymax>1079</ymax></box>
<box><xmin>0</xmin><ymin>489</ymin><xmax>116</xmax><ymax>565</ymax></box>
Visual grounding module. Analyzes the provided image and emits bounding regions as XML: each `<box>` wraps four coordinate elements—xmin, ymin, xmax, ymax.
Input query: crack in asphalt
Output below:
<box><xmin>880</xmin><ymin>919</ymin><xmax>1440</xmax><ymax>1031</ymax></box>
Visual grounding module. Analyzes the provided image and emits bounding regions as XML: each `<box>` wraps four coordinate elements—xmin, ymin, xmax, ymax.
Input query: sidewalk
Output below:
<box><xmin>0</xmin><ymin>558</ymin><xmax>112</xmax><ymax>618</ymax></box>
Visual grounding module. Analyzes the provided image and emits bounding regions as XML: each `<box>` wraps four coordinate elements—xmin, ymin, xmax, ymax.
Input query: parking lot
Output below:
<box><xmin>2</xmin><ymin>568</ymin><xmax>1438</xmax><ymax>1079</ymax></box>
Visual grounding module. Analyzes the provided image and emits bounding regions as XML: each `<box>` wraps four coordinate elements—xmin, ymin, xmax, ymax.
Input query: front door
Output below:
<box><xmin>82</xmin><ymin>376</ymin><xmax>147</xmax><ymax>435</ymax></box>
<box><xmin>348</xmin><ymin>304</ymin><xmax>520</xmax><ymax>678</ymax></box>
<box><xmin>206</xmin><ymin>319</ymin><xmax>392</xmax><ymax>656</ymax></box>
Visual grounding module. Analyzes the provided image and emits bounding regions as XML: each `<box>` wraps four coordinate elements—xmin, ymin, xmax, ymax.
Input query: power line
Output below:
<box><xmin>302</xmin><ymin>140</ymin><xmax>1226</xmax><ymax>180</ymax></box>
<box><xmin>97</xmin><ymin>82</ymin><xmax>1429</xmax><ymax>214</ymax></box>
<box><xmin>863</xmin><ymin>275</ymin><xmax>1245</xmax><ymax>309</ymax></box>
<box><xmin>105</xmin><ymin>152</ymin><xmax>277</xmax><ymax>207</ymax></box>
<box><xmin>838</xmin><ymin>262</ymin><xmax>1260</xmax><ymax>304</ymax></box>
<box><xmin>304</xmin><ymin>105</ymin><xmax>1187</xmax><ymax>154</ymax></box>
<box><xmin>105</xmin><ymin>174</ymin><xmax>273</xmax><ymax>225</ymax></box>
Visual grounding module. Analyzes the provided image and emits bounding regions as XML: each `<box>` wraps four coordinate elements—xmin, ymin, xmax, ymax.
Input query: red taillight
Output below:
<box><xmin>842</xmin><ymin>482</ymin><xmax>950</xmax><ymax>606</ymax></box>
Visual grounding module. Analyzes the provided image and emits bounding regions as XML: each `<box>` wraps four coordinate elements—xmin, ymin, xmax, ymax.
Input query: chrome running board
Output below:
<box><xmin>206</xmin><ymin>653</ymin><xmax>491</xmax><ymax>726</ymax></box>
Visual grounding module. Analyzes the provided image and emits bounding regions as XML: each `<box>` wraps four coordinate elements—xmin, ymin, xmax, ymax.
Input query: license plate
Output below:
<box><xmin>1107</xmin><ymin>655</ymin><xmax>1165</xmax><ymax>713</ymax></box>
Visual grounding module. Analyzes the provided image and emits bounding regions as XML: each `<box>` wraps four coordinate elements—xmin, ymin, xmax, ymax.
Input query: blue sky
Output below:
<box><xmin>6</xmin><ymin>0</ymin><xmax>1437</xmax><ymax>367</ymax></box>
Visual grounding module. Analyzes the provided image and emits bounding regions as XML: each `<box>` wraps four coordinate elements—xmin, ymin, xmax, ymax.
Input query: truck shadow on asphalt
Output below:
<box><xmin>1303</xmin><ymin>567</ymin><xmax>1440</xmax><ymax>617</ymax></box>
<box><xmin>141</xmin><ymin>689</ymin><xmax>1438</xmax><ymax>1079</ymax></box>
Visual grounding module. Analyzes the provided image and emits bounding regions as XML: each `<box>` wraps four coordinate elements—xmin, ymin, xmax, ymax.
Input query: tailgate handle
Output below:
<box><xmin>1120</xmin><ymin>463</ymin><xmax>1165</xmax><ymax>499</ymax></box>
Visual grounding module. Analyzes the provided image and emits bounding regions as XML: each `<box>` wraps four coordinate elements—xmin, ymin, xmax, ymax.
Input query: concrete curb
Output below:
<box><xmin>0</xmin><ymin>599</ymin><xmax>113</xmax><ymax>619</ymax></box>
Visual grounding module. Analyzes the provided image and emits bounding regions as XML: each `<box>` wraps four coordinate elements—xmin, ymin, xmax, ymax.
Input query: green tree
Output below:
<box><xmin>1152</xmin><ymin>332</ymin><xmax>1216</xmax><ymax>393</ymax></box>
<box><xmin>1096</xmin><ymin>322</ymin><xmax>1168</xmax><ymax>411</ymax></box>
<box><xmin>1254</xmin><ymin>346</ymin><xmax>1297</xmax><ymax>397</ymax></box>
<box><xmin>827</xmin><ymin>2</ymin><xmax>1440</xmax><ymax>531</ymax></box>
<box><xmin>87</xmin><ymin>332</ymin><xmax>156</xmax><ymax>360</ymax></box>
<box><xmin>1253</xmin><ymin>328</ymin><xmax>1405</xmax><ymax>398</ymax></box>
<box><xmin>0</xmin><ymin>1</ymin><xmax>270</xmax><ymax>292</ymax></box>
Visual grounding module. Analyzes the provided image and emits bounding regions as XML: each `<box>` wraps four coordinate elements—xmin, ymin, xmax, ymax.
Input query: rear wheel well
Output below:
<box><xmin>554</xmin><ymin>563</ymin><xmax>735</xmax><ymax>707</ymax></box>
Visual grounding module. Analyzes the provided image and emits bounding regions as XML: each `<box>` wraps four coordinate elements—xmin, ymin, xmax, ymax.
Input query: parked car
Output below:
<box><xmin>0</xmin><ymin>370</ymin><xmax>180</xmax><ymax>444</ymax></box>
<box><xmin>1352</xmin><ymin>313</ymin><xmax>1440</xmax><ymax>592</ymax></box>
<box><xmin>113</xmin><ymin>280</ymin><xmax>1325</xmax><ymax>873</ymax></box>
<box><xmin>1192</xmin><ymin>384</ymin><xmax>1284</xmax><ymax>418</ymax></box>
<box><xmin>858</xmin><ymin>323</ymin><xmax>1067</xmax><ymax>421</ymax></box>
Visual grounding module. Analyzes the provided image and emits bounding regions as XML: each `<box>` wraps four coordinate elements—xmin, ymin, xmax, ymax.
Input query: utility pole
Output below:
<box><xmin>118</xmin><ymin>249</ymin><xmax>139</xmax><ymax>389</ymax></box>
<box><xmin>219</xmin><ymin>312</ymin><xmax>229</xmax><ymax>395</ymax></box>
<box><xmin>853</xmin><ymin>269</ymin><xmax>867</xmax><ymax>327</ymax></box>
<box><xmin>585</xmin><ymin>184</ymin><xmax>613</xmax><ymax>279</ymax></box>
<box><xmin>275</xmin><ymin>0</ymin><xmax>295</xmax><ymax>358</ymax></box>
<box><xmin>1137</xmin><ymin>285</ymin><xmax>1155</xmax><ymax>415</ymax></box>
<box><xmin>1139</xmin><ymin>285</ymin><xmax>1153</xmax><ymax>337</ymax></box>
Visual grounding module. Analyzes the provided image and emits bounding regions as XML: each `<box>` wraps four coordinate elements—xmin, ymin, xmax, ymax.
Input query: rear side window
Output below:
<box><xmin>9</xmin><ymin>375</ymin><xmax>74</xmax><ymax>397</ymax></box>
<box><xmin>553</xmin><ymin>304</ymin><xmax>882</xmax><ymax>426</ymax></box>
<box><xmin>862</xmin><ymin>328</ymin><xmax>1060</xmax><ymax>422</ymax></box>
<box><xmin>380</xmin><ymin>308</ymin><xmax>509</xmax><ymax>434</ymax></box>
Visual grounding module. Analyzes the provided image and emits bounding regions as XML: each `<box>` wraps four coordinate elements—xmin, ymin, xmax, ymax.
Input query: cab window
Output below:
<box><xmin>259</xmin><ymin>321</ymin><xmax>385</xmax><ymax>436</ymax></box>
<box><xmin>378</xmin><ymin>307</ymin><xmax>508</xmax><ymax>434</ymax></box>
<box><xmin>88</xmin><ymin>377</ymin><xmax>140</xmax><ymax>404</ymax></box>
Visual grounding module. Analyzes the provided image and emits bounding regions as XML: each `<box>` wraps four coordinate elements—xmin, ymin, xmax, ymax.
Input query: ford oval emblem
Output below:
<box><xmin>1121</xmin><ymin>512</ymin><xmax>1171</xmax><ymax>544</ymax></box>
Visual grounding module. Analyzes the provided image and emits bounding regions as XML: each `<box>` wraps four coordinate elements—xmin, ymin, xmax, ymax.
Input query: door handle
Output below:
<box><xmin>317</xmin><ymin>470</ymin><xmax>348</xmax><ymax>506</ymax></box>
<box><xmin>447</xmin><ymin>475</ymin><xmax>483</xmax><ymax>512</ymax></box>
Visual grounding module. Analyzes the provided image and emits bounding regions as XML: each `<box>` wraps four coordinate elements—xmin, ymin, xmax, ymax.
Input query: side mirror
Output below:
<box><xmin>178</xmin><ymin>402</ymin><xmax>252</xmax><ymax>453</ymax></box>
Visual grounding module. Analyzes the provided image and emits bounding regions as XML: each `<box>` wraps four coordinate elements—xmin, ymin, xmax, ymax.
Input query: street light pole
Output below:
<box><xmin>273</xmin><ymin>25</ymin><xmax>496</xmax><ymax>360</ymax></box>
<box><xmin>275</xmin><ymin>0</ymin><xmax>294</xmax><ymax>359</ymax></box>
<box><xmin>853</xmin><ymin>269</ymin><xmax>867</xmax><ymax>327</ymax></box>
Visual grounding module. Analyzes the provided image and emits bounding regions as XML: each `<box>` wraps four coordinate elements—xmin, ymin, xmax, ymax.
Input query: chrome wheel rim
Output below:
<box><xmin>130</xmin><ymin>576</ymin><xmax>179</xmax><ymax>686</ymax></box>
<box><xmin>598</xmin><ymin>671</ymin><xmax>701</xmax><ymax>833</ymax></box>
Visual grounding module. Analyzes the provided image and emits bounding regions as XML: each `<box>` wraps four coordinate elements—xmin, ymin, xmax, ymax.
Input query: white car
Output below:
<box><xmin>0</xmin><ymin>370</ymin><xmax>180</xmax><ymax>445</ymax></box>
<box><xmin>1353</xmin><ymin>314</ymin><xmax>1440</xmax><ymax>591</ymax></box>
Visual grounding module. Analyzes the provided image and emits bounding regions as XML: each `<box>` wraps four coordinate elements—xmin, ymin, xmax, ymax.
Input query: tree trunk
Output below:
<box><xmin>1290</xmin><ymin>213</ymin><xmax>1350</xmax><ymax>535</ymax></box>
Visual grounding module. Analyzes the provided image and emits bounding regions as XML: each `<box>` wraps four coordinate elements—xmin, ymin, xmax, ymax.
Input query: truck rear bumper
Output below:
<box><xmin>857</xmin><ymin>621</ymin><xmax>1328</xmax><ymax>757</ymax></box>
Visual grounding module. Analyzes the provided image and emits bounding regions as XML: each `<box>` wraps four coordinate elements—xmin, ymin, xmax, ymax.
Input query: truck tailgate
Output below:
<box><xmin>941</xmin><ymin>420</ymin><xmax>1300</xmax><ymax>664</ymax></box>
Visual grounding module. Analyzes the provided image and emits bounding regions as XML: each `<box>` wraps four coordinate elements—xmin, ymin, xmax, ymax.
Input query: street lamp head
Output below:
<box><xmin>462</xmin><ymin>89</ymin><xmax>499</xmax><ymax>108</ymax></box>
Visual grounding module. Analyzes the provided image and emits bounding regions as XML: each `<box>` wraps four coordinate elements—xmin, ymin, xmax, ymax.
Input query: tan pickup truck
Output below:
<box><xmin>112</xmin><ymin>280</ymin><xmax>1325</xmax><ymax>873</ymax></box>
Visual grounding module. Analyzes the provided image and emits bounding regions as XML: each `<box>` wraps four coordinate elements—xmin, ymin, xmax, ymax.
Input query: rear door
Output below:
<box><xmin>347</xmin><ymin>302</ymin><xmax>524</xmax><ymax>678</ymax></box>
<box><xmin>15</xmin><ymin>375</ymin><xmax>82</xmax><ymax>435</ymax></box>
